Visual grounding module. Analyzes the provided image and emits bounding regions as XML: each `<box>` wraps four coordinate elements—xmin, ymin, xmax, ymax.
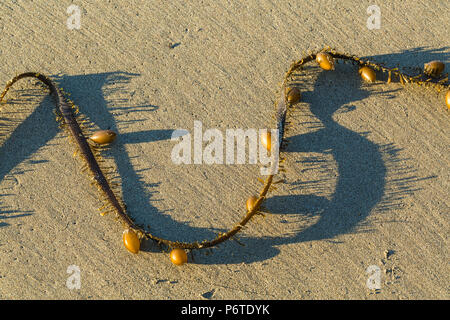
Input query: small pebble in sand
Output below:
<box><xmin>384</xmin><ymin>249</ymin><xmax>394</xmax><ymax>259</ymax></box>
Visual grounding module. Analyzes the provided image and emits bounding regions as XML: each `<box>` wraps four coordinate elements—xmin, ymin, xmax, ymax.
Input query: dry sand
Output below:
<box><xmin>0</xmin><ymin>1</ymin><xmax>448</xmax><ymax>299</ymax></box>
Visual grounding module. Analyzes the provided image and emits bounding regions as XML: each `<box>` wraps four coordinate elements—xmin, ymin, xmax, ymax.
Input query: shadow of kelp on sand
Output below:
<box><xmin>0</xmin><ymin>87</ymin><xmax>59</xmax><ymax>225</ymax></box>
<box><xmin>55</xmin><ymin>72</ymin><xmax>227</xmax><ymax>247</ymax></box>
<box><xmin>0</xmin><ymin>46</ymin><xmax>446</xmax><ymax>264</ymax></box>
<box><xmin>191</xmin><ymin>46</ymin><xmax>446</xmax><ymax>265</ymax></box>
<box><xmin>0</xmin><ymin>72</ymin><xmax>164</xmax><ymax>230</ymax></box>
<box><xmin>0</xmin><ymin>71</ymin><xmax>228</xmax><ymax>250</ymax></box>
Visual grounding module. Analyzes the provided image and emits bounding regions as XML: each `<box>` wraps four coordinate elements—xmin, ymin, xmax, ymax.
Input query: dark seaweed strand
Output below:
<box><xmin>0</xmin><ymin>73</ymin><xmax>140</xmax><ymax>232</ymax></box>
<box><xmin>1</xmin><ymin>50</ymin><xmax>447</xmax><ymax>251</ymax></box>
<box><xmin>0</xmin><ymin>72</ymin><xmax>284</xmax><ymax>250</ymax></box>
<box><xmin>0</xmin><ymin>72</ymin><xmax>280</xmax><ymax>250</ymax></box>
<box><xmin>282</xmin><ymin>48</ymin><xmax>449</xmax><ymax>92</ymax></box>
<box><xmin>188</xmin><ymin>48</ymin><xmax>449</xmax><ymax>250</ymax></box>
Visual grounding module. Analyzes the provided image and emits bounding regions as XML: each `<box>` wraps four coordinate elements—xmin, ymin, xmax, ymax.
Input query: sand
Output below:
<box><xmin>0</xmin><ymin>0</ymin><xmax>448</xmax><ymax>299</ymax></box>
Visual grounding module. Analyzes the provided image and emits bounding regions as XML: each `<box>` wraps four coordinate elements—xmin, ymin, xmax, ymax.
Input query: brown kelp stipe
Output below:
<box><xmin>1</xmin><ymin>48</ymin><xmax>448</xmax><ymax>263</ymax></box>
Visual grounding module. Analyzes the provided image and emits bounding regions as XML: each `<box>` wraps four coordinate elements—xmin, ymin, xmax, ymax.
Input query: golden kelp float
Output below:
<box><xmin>446</xmin><ymin>90</ymin><xmax>450</xmax><ymax>109</ymax></box>
<box><xmin>246</xmin><ymin>195</ymin><xmax>258</xmax><ymax>212</ymax></box>
<box><xmin>123</xmin><ymin>229</ymin><xmax>140</xmax><ymax>254</ymax></box>
<box><xmin>170</xmin><ymin>248</ymin><xmax>188</xmax><ymax>265</ymax></box>
<box><xmin>89</xmin><ymin>130</ymin><xmax>117</xmax><ymax>144</ymax></box>
<box><xmin>316</xmin><ymin>52</ymin><xmax>335</xmax><ymax>71</ymax></box>
<box><xmin>424</xmin><ymin>61</ymin><xmax>445</xmax><ymax>78</ymax></box>
<box><xmin>260</xmin><ymin>130</ymin><xmax>271</xmax><ymax>152</ymax></box>
<box><xmin>286</xmin><ymin>87</ymin><xmax>301</xmax><ymax>104</ymax></box>
<box><xmin>359</xmin><ymin>66</ymin><xmax>376</xmax><ymax>83</ymax></box>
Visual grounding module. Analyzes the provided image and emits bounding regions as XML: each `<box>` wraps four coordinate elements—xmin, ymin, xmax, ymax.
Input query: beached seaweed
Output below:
<box><xmin>0</xmin><ymin>48</ymin><xmax>448</xmax><ymax>263</ymax></box>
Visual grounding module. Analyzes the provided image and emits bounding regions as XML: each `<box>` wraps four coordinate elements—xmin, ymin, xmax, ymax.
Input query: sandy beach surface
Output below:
<box><xmin>0</xmin><ymin>1</ymin><xmax>448</xmax><ymax>299</ymax></box>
